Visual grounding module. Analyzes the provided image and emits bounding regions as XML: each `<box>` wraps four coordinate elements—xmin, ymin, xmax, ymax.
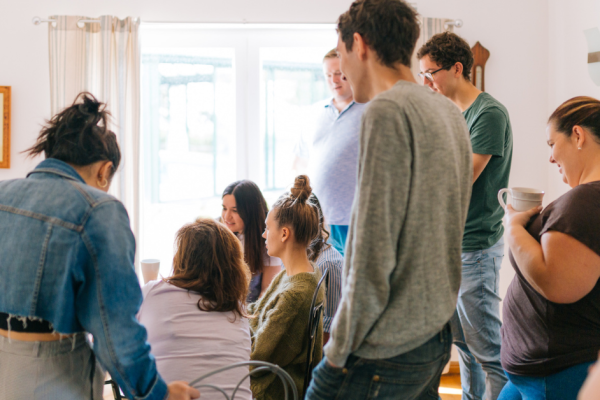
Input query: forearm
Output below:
<box><xmin>506</xmin><ymin>225</ymin><xmax>548</xmax><ymax>295</ymax></box>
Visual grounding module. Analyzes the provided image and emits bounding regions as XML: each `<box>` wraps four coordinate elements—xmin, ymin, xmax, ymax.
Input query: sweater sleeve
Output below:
<box><xmin>251</xmin><ymin>290</ymin><xmax>305</xmax><ymax>367</ymax></box>
<box><xmin>324</xmin><ymin>99</ymin><xmax>412</xmax><ymax>367</ymax></box>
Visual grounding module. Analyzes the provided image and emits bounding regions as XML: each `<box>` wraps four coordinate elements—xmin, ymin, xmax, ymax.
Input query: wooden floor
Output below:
<box><xmin>439</xmin><ymin>373</ymin><xmax>462</xmax><ymax>400</ymax></box>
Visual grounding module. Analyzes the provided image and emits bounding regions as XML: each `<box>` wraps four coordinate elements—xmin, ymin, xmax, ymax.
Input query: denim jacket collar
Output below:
<box><xmin>27</xmin><ymin>159</ymin><xmax>86</xmax><ymax>184</ymax></box>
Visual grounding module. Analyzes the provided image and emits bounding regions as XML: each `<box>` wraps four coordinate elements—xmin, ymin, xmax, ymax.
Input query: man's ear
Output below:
<box><xmin>353</xmin><ymin>32</ymin><xmax>367</xmax><ymax>61</ymax></box>
<box><xmin>453</xmin><ymin>62</ymin><xmax>464</xmax><ymax>79</ymax></box>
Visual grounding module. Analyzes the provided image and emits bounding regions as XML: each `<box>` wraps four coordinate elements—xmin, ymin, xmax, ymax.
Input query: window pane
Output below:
<box><xmin>141</xmin><ymin>48</ymin><xmax>235</xmax><ymax>276</ymax></box>
<box><xmin>259</xmin><ymin>47</ymin><xmax>330</xmax><ymax>193</ymax></box>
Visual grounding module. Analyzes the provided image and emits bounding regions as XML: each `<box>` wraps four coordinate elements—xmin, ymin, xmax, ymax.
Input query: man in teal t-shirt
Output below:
<box><xmin>418</xmin><ymin>33</ymin><xmax>513</xmax><ymax>400</ymax></box>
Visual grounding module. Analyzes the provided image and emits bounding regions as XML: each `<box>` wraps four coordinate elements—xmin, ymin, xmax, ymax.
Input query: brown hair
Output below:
<box><xmin>416</xmin><ymin>32</ymin><xmax>474</xmax><ymax>81</ymax></box>
<box><xmin>27</xmin><ymin>92</ymin><xmax>121</xmax><ymax>179</ymax></box>
<box><xmin>166</xmin><ymin>218</ymin><xmax>251</xmax><ymax>319</ymax></box>
<box><xmin>272</xmin><ymin>175</ymin><xmax>321</xmax><ymax>254</ymax></box>
<box><xmin>548</xmin><ymin>96</ymin><xmax>600</xmax><ymax>143</ymax></box>
<box><xmin>323</xmin><ymin>48</ymin><xmax>338</xmax><ymax>62</ymax></box>
<box><xmin>307</xmin><ymin>193</ymin><xmax>331</xmax><ymax>262</ymax></box>
<box><xmin>337</xmin><ymin>0</ymin><xmax>419</xmax><ymax>68</ymax></box>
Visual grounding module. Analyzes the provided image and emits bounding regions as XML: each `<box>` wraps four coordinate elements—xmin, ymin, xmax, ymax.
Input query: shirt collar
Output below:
<box><xmin>325</xmin><ymin>98</ymin><xmax>356</xmax><ymax>118</ymax></box>
<box><xmin>27</xmin><ymin>158</ymin><xmax>87</xmax><ymax>184</ymax></box>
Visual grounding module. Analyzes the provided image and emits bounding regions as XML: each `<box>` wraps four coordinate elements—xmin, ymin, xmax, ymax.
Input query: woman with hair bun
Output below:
<box><xmin>499</xmin><ymin>96</ymin><xmax>600</xmax><ymax>400</ymax></box>
<box><xmin>0</xmin><ymin>93</ymin><xmax>198</xmax><ymax>400</ymax></box>
<box><xmin>249</xmin><ymin>175</ymin><xmax>325</xmax><ymax>400</ymax></box>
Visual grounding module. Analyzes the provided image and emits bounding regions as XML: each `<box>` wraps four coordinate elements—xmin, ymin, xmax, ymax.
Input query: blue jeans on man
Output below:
<box><xmin>451</xmin><ymin>238</ymin><xmax>507</xmax><ymax>400</ymax></box>
<box><xmin>305</xmin><ymin>324</ymin><xmax>452</xmax><ymax>400</ymax></box>
<box><xmin>329</xmin><ymin>225</ymin><xmax>349</xmax><ymax>256</ymax></box>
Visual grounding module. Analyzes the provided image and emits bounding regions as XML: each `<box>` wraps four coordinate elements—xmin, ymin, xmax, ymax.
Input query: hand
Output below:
<box><xmin>505</xmin><ymin>204</ymin><xmax>542</xmax><ymax>229</ymax></box>
<box><xmin>167</xmin><ymin>382</ymin><xmax>200</xmax><ymax>400</ymax></box>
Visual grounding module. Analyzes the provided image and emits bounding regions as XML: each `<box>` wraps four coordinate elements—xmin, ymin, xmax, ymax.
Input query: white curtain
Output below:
<box><xmin>48</xmin><ymin>15</ymin><xmax>141</xmax><ymax>273</ymax></box>
<box><xmin>411</xmin><ymin>17</ymin><xmax>455</xmax><ymax>83</ymax></box>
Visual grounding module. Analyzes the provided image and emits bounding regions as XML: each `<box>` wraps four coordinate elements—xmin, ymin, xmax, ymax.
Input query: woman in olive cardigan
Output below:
<box><xmin>248</xmin><ymin>176</ymin><xmax>325</xmax><ymax>400</ymax></box>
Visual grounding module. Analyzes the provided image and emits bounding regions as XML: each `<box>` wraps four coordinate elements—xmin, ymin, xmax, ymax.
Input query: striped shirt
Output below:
<box><xmin>315</xmin><ymin>245</ymin><xmax>343</xmax><ymax>333</ymax></box>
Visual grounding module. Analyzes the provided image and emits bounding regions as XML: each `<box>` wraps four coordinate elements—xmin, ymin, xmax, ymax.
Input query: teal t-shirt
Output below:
<box><xmin>462</xmin><ymin>92</ymin><xmax>513</xmax><ymax>252</ymax></box>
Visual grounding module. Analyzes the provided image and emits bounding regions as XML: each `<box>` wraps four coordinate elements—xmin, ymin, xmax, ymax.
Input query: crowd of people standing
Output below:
<box><xmin>1</xmin><ymin>0</ymin><xmax>600</xmax><ymax>400</ymax></box>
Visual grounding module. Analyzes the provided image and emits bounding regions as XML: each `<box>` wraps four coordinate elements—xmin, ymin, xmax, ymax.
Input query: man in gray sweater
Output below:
<box><xmin>305</xmin><ymin>0</ymin><xmax>473</xmax><ymax>399</ymax></box>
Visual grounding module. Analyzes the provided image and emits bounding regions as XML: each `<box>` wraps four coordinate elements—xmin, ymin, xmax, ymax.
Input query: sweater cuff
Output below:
<box><xmin>323</xmin><ymin>342</ymin><xmax>351</xmax><ymax>368</ymax></box>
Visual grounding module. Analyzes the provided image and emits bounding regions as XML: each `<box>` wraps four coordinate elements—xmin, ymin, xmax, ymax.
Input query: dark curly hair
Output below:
<box><xmin>337</xmin><ymin>0</ymin><xmax>419</xmax><ymax>68</ymax></box>
<box><xmin>27</xmin><ymin>92</ymin><xmax>120</xmax><ymax>179</ymax></box>
<box><xmin>417</xmin><ymin>32</ymin><xmax>474</xmax><ymax>81</ymax></box>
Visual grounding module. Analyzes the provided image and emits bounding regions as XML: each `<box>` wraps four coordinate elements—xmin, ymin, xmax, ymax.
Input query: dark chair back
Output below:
<box><xmin>302</xmin><ymin>267</ymin><xmax>329</xmax><ymax>397</ymax></box>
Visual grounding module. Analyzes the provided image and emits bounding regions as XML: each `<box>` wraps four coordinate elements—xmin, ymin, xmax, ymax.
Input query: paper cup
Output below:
<box><xmin>141</xmin><ymin>259</ymin><xmax>160</xmax><ymax>284</ymax></box>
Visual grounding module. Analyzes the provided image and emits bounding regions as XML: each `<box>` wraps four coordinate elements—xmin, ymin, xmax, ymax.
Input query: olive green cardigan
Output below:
<box><xmin>248</xmin><ymin>267</ymin><xmax>324</xmax><ymax>400</ymax></box>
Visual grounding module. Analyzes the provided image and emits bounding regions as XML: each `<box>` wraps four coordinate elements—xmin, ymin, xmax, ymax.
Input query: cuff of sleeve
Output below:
<box><xmin>323</xmin><ymin>342</ymin><xmax>350</xmax><ymax>368</ymax></box>
<box><xmin>133</xmin><ymin>374</ymin><xmax>169</xmax><ymax>400</ymax></box>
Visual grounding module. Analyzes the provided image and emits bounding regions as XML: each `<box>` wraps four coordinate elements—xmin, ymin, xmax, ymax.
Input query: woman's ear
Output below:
<box><xmin>572</xmin><ymin>125</ymin><xmax>587</xmax><ymax>149</ymax></box>
<box><xmin>98</xmin><ymin>161</ymin><xmax>114</xmax><ymax>182</ymax></box>
<box><xmin>281</xmin><ymin>227</ymin><xmax>290</xmax><ymax>243</ymax></box>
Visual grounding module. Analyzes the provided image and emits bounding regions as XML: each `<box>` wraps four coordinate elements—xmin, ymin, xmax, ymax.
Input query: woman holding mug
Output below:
<box><xmin>0</xmin><ymin>93</ymin><xmax>198</xmax><ymax>400</ymax></box>
<box><xmin>499</xmin><ymin>97</ymin><xmax>600</xmax><ymax>400</ymax></box>
<box><xmin>221</xmin><ymin>180</ymin><xmax>282</xmax><ymax>302</ymax></box>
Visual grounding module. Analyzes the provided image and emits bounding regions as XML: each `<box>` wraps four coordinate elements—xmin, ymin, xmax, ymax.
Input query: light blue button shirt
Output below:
<box><xmin>296</xmin><ymin>99</ymin><xmax>367</xmax><ymax>225</ymax></box>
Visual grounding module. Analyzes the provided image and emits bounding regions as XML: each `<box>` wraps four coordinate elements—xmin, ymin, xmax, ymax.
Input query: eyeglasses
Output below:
<box><xmin>418</xmin><ymin>65</ymin><xmax>452</xmax><ymax>82</ymax></box>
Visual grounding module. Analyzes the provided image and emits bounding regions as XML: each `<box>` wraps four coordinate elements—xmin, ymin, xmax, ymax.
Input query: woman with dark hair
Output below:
<box><xmin>499</xmin><ymin>96</ymin><xmax>600</xmax><ymax>400</ymax></box>
<box><xmin>307</xmin><ymin>193</ymin><xmax>343</xmax><ymax>345</ymax></box>
<box><xmin>0</xmin><ymin>93</ymin><xmax>198</xmax><ymax>400</ymax></box>
<box><xmin>221</xmin><ymin>180</ymin><xmax>282</xmax><ymax>302</ymax></box>
<box><xmin>138</xmin><ymin>218</ymin><xmax>252</xmax><ymax>400</ymax></box>
<box><xmin>249</xmin><ymin>175</ymin><xmax>325</xmax><ymax>400</ymax></box>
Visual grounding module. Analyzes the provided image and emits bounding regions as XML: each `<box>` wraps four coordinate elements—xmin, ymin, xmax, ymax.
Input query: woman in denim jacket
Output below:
<box><xmin>0</xmin><ymin>93</ymin><xmax>199</xmax><ymax>400</ymax></box>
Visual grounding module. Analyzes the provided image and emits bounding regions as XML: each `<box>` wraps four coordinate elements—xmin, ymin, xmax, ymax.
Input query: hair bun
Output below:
<box><xmin>290</xmin><ymin>175</ymin><xmax>312</xmax><ymax>203</ymax></box>
<box><xmin>78</xmin><ymin>94</ymin><xmax>102</xmax><ymax>116</ymax></box>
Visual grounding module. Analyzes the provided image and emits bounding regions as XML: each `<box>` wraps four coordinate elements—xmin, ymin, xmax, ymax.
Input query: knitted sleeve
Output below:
<box><xmin>250</xmin><ymin>289</ymin><xmax>305</xmax><ymax>367</ymax></box>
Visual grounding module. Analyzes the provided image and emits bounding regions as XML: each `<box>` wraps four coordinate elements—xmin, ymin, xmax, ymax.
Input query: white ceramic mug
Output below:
<box><xmin>498</xmin><ymin>187</ymin><xmax>545</xmax><ymax>212</ymax></box>
<box><xmin>141</xmin><ymin>259</ymin><xmax>160</xmax><ymax>284</ymax></box>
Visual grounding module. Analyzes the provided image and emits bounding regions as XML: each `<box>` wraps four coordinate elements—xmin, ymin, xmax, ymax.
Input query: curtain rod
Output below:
<box><xmin>32</xmin><ymin>16</ymin><xmax>463</xmax><ymax>28</ymax></box>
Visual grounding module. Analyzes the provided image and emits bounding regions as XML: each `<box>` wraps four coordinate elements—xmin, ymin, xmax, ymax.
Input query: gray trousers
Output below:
<box><xmin>0</xmin><ymin>333</ymin><xmax>104</xmax><ymax>400</ymax></box>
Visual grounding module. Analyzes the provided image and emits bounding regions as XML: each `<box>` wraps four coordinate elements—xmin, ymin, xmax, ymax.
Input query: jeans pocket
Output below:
<box><xmin>307</xmin><ymin>359</ymin><xmax>348</xmax><ymax>400</ymax></box>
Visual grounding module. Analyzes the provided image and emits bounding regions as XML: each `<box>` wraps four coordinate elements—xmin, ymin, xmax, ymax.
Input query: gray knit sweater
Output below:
<box><xmin>249</xmin><ymin>267</ymin><xmax>324</xmax><ymax>399</ymax></box>
<box><xmin>325</xmin><ymin>80</ymin><xmax>473</xmax><ymax>367</ymax></box>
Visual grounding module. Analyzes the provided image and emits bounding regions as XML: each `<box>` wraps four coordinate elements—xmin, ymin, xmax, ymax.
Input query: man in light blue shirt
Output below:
<box><xmin>294</xmin><ymin>49</ymin><xmax>367</xmax><ymax>256</ymax></box>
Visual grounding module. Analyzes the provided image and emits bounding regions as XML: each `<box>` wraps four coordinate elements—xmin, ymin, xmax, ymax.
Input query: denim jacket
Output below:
<box><xmin>0</xmin><ymin>159</ymin><xmax>167</xmax><ymax>400</ymax></box>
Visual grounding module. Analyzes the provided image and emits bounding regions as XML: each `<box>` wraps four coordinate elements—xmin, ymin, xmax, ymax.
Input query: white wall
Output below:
<box><xmin>548</xmin><ymin>0</ymin><xmax>600</xmax><ymax>201</ymax></box>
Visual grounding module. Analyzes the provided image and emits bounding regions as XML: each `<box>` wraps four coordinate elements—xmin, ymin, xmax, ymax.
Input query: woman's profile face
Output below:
<box><xmin>547</xmin><ymin>124</ymin><xmax>582</xmax><ymax>187</ymax></box>
<box><xmin>222</xmin><ymin>194</ymin><xmax>245</xmax><ymax>234</ymax></box>
<box><xmin>262</xmin><ymin>210</ymin><xmax>284</xmax><ymax>258</ymax></box>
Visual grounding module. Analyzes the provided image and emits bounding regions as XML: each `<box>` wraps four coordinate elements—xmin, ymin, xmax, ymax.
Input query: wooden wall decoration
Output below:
<box><xmin>471</xmin><ymin>42</ymin><xmax>490</xmax><ymax>92</ymax></box>
<box><xmin>0</xmin><ymin>86</ymin><xmax>10</xmax><ymax>169</ymax></box>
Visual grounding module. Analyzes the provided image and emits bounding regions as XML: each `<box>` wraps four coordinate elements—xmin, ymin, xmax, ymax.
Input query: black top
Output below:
<box><xmin>0</xmin><ymin>312</ymin><xmax>53</xmax><ymax>333</ymax></box>
<box><xmin>501</xmin><ymin>182</ymin><xmax>600</xmax><ymax>376</ymax></box>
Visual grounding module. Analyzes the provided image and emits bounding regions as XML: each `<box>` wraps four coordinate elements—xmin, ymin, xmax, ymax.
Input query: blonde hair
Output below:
<box><xmin>323</xmin><ymin>48</ymin><xmax>338</xmax><ymax>62</ymax></box>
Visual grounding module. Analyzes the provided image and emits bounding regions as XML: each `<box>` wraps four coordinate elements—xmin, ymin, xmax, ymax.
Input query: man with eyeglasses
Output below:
<box><xmin>418</xmin><ymin>32</ymin><xmax>513</xmax><ymax>400</ymax></box>
<box><xmin>293</xmin><ymin>49</ymin><xmax>367</xmax><ymax>256</ymax></box>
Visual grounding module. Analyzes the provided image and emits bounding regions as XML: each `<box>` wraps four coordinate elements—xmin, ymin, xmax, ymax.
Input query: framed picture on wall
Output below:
<box><xmin>0</xmin><ymin>86</ymin><xmax>10</xmax><ymax>169</ymax></box>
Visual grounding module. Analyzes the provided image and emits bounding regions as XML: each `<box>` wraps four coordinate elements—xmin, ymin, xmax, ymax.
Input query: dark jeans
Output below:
<box><xmin>306</xmin><ymin>324</ymin><xmax>451</xmax><ymax>400</ymax></box>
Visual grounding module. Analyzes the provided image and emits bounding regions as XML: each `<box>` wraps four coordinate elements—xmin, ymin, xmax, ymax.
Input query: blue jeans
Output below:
<box><xmin>451</xmin><ymin>238</ymin><xmax>507</xmax><ymax>400</ymax></box>
<box><xmin>498</xmin><ymin>362</ymin><xmax>594</xmax><ymax>400</ymax></box>
<box><xmin>305</xmin><ymin>324</ymin><xmax>451</xmax><ymax>399</ymax></box>
<box><xmin>329</xmin><ymin>225</ymin><xmax>349</xmax><ymax>256</ymax></box>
